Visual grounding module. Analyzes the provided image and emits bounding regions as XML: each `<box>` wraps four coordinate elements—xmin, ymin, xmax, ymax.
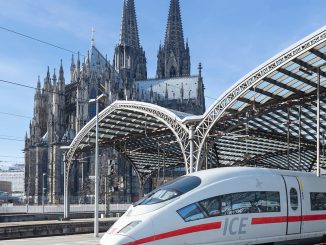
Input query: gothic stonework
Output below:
<box><xmin>156</xmin><ymin>0</ymin><xmax>190</xmax><ymax>79</ymax></box>
<box><xmin>24</xmin><ymin>0</ymin><xmax>205</xmax><ymax>204</ymax></box>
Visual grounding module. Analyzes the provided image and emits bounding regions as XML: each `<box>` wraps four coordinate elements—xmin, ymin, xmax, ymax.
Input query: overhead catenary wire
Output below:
<box><xmin>0</xmin><ymin>79</ymin><xmax>65</xmax><ymax>96</ymax></box>
<box><xmin>0</xmin><ymin>111</ymin><xmax>30</xmax><ymax>119</ymax></box>
<box><xmin>0</xmin><ymin>134</ymin><xmax>24</xmax><ymax>140</ymax></box>
<box><xmin>0</xmin><ymin>25</ymin><xmax>219</xmax><ymax>102</ymax></box>
<box><xmin>0</xmin><ymin>137</ymin><xmax>24</xmax><ymax>142</ymax></box>
<box><xmin>0</xmin><ymin>155</ymin><xmax>24</xmax><ymax>158</ymax></box>
<box><xmin>0</xmin><ymin>26</ymin><xmax>84</xmax><ymax>57</ymax></box>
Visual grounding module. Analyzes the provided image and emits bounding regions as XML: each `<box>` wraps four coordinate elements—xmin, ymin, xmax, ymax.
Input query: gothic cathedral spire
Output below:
<box><xmin>165</xmin><ymin>0</ymin><xmax>184</xmax><ymax>52</ymax></box>
<box><xmin>119</xmin><ymin>0</ymin><xmax>128</xmax><ymax>46</ymax></box>
<box><xmin>114</xmin><ymin>0</ymin><xmax>147</xmax><ymax>99</ymax></box>
<box><xmin>127</xmin><ymin>0</ymin><xmax>140</xmax><ymax>48</ymax></box>
<box><xmin>156</xmin><ymin>0</ymin><xmax>190</xmax><ymax>79</ymax></box>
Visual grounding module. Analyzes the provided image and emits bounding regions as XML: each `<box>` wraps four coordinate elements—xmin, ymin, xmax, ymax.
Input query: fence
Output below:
<box><xmin>0</xmin><ymin>203</ymin><xmax>131</xmax><ymax>214</ymax></box>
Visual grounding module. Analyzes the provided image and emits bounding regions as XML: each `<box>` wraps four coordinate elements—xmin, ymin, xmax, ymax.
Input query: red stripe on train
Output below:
<box><xmin>251</xmin><ymin>216</ymin><xmax>288</xmax><ymax>224</ymax></box>
<box><xmin>122</xmin><ymin>215</ymin><xmax>326</xmax><ymax>245</ymax></box>
<box><xmin>303</xmin><ymin>214</ymin><xmax>326</xmax><ymax>221</ymax></box>
<box><xmin>252</xmin><ymin>214</ymin><xmax>326</xmax><ymax>225</ymax></box>
<box><xmin>123</xmin><ymin>222</ymin><xmax>222</xmax><ymax>245</ymax></box>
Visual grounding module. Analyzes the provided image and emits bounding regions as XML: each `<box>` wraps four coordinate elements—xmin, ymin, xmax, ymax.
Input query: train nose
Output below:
<box><xmin>99</xmin><ymin>232</ymin><xmax>135</xmax><ymax>245</ymax></box>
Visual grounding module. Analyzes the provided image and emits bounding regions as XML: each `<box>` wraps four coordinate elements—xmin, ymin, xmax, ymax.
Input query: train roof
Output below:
<box><xmin>189</xmin><ymin>167</ymin><xmax>318</xmax><ymax>186</ymax></box>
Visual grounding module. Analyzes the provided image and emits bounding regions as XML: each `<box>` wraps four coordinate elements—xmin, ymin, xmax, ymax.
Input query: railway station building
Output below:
<box><xmin>65</xmin><ymin>24</ymin><xmax>326</xmax><ymax>210</ymax></box>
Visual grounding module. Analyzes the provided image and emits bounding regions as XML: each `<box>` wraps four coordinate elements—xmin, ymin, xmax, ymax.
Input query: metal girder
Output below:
<box><xmin>278</xmin><ymin>68</ymin><xmax>317</xmax><ymax>88</ymax></box>
<box><xmin>264</xmin><ymin>77</ymin><xmax>305</xmax><ymax>95</ymax></box>
<box><xmin>192</xmin><ymin>27</ymin><xmax>326</xmax><ymax>170</ymax></box>
<box><xmin>66</xmin><ymin>101</ymin><xmax>190</xmax><ymax>176</ymax></box>
<box><xmin>237</xmin><ymin>97</ymin><xmax>262</xmax><ymax>106</ymax></box>
<box><xmin>310</xmin><ymin>48</ymin><xmax>326</xmax><ymax>61</ymax></box>
<box><xmin>249</xmin><ymin>86</ymin><xmax>283</xmax><ymax>100</ymax></box>
<box><xmin>293</xmin><ymin>58</ymin><xmax>326</xmax><ymax>77</ymax></box>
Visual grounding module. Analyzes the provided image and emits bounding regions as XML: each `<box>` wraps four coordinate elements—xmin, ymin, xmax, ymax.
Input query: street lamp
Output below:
<box><xmin>42</xmin><ymin>173</ymin><xmax>46</xmax><ymax>214</ymax></box>
<box><xmin>89</xmin><ymin>93</ymin><xmax>107</xmax><ymax>237</ymax></box>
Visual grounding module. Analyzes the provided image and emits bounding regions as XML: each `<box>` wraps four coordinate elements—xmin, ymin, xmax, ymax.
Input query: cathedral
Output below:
<box><xmin>24</xmin><ymin>0</ymin><xmax>205</xmax><ymax>204</ymax></box>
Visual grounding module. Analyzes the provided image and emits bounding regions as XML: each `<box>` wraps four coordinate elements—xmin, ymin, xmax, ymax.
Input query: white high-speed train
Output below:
<box><xmin>99</xmin><ymin>167</ymin><xmax>326</xmax><ymax>245</ymax></box>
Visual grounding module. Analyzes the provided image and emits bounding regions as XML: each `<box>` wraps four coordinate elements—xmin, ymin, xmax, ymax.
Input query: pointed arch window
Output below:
<box><xmin>170</xmin><ymin>66</ymin><xmax>176</xmax><ymax>77</ymax></box>
<box><xmin>88</xmin><ymin>87</ymin><xmax>97</xmax><ymax>119</ymax></box>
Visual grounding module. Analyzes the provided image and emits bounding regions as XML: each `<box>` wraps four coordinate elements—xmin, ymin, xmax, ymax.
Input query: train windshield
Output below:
<box><xmin>134</xmin><ymin>176</ymin><xmax>201</xmax><ymax>206</ymax></box>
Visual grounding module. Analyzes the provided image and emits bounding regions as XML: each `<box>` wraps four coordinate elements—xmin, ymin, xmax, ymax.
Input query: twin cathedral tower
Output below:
<box><xmin>25</xmin><ymin>0</ymin><xmax>205</xmax><ymax>204</ymax></box>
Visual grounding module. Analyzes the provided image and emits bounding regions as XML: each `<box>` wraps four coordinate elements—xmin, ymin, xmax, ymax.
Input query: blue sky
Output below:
<box><xmin>0</xmin><ymin>0</ymin><xmax>325</xmax><ymax>168</ymax></box>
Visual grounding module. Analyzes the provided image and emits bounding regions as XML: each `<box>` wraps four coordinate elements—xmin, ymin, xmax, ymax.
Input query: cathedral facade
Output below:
<box><xmin>24</xmin><ymin>0</ymin><xmax>205</xmax><ymax>204</ymax></box>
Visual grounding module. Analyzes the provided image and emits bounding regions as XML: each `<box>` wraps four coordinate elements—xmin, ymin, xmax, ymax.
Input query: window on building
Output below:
<box><xmin>88</xmin><ymin>87</ymin><xmax>97</xmax><ymax>119</ymax></box>
<box><xmin>310</xmin><ymin>192</ymin><xmax>326</xmax><ymax>211</ymax></box>
<box><xmin>170</xmin><ymin>66</ymin><xmax>176</xmax><ymax>77</ymax></box>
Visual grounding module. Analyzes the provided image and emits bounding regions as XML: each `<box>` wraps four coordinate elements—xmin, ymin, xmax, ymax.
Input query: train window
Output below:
<box><xmin>310</xmin><ymin>192</ymin><xmax>326</xmax><ymax>211</ymax></box>
<box><xmin>134</xmin><ymin>176</ymin><xmax>201</xmax><ymax>206</ymax></box>
<box><xmin>231</xmin><ymin>192</ymin><xmax>255</xmax><ymax>214</ymax></box>
<box><xmin>290</xmin><ymin>188</ymin><xmax>298</xmax><ymax>211</ymax></box>
<box><xmin>255</xmin><ymin>191</ymin><xmax>267</xmax><ymax>212</ymax></box>
<box><xmin>221</xmin><ymin>194</ymin><xmax>233</xmax><ymax>215</ymax></box>
<box><xmin>178</xmin><ymin>191</ymin><xmax>281</xmax><ymax>222</ymax></box>
<box><xmin>177</xmin><ymin>203</ymin><xmax>206</xmax><ymax>222</ymax></box>
<box><xmin>199</xmin><ymin>196</ymin><xmax>221</xmax><ymax>217</ymax></box>
<box><xmin>266</xmin><ymin>192</ymin><xmax>281</xmax><ymax>212</ymax></box>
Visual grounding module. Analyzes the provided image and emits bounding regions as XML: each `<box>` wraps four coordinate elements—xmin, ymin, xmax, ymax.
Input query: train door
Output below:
<box><xmin>283</xmin><ymin>176</ymin><xmax>302</xmax><ymax>235</ymax></box>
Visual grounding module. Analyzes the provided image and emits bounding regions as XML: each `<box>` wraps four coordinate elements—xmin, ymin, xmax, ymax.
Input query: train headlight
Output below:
<box><xmin>118</xmin><ymin>221</ymin><xmax>142</xmax><ymax>234</ymax></box>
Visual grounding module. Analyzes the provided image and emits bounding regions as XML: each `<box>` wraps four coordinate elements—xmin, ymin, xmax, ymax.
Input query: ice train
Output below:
<box><xmin>99</xmin><ymin>167</ymin><xmax>326</xmax><ymax>245</ymax></box>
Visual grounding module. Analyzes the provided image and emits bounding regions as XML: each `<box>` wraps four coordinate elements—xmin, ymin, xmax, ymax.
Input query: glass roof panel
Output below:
<box><xmin>257</xmin><ymin>81</ymin><xmax>269</xmax><ymax>89</ymax></box>
<box><xmin>302</xmin><ymin>53</ymin><xmax>317</xmax><ymax>62</ymax></box>
<box><xmin>231</xmin><ymin>101</ymin><xmax>245</xmax><ymax>111</ymax></box>
<box><xmin>291</xmin><ymin>80</ymin><xmax>304</xmax><ymax>89</ymax></box>
<box><xmin>271</xmin><ymin>72</ymin><xmax>283</xmax><ymax>80</ymax></box>
<box><xmin>243</xmin><ymin>90</ymin><xmax>255</xmax><ymax>99</ymax></box>
<box><xmin>266</xmin><ymin>85</ymin><xmax>280</xmax><ymax>93</ymax></box>
<box><xmin>314</xmin><ymin>42</ymin><xmax>326</xmax><ymax>51</ymax></box>
<box><xmin>296</xmin><ymin>83</ymin><xmax>313</xmax><ymax>92</ymax></box>
<box><xmin>255</xmin><ymin>94</ymin><xmax>267</xmax><ymax>103</ymax></box>
<box><xmin>297</xmin><ymin>51</ymin><xmax>313</xmax><ymax>61</ymax></box>
<box><xmin>286</xmin><ymin>62</ymin><xmax>300</xmax><ymax>72</ymax></box>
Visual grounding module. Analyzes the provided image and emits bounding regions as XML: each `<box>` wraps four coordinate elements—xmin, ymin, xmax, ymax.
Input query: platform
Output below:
<box><xmin>0</xmin><ymin>232</ymin><xmax>103</xmax><ymax>245</ymax></box>
<box><xmin>0</xmin><ymin>218</ymin><xmax>117</xmax><ymax>240</ymax></box>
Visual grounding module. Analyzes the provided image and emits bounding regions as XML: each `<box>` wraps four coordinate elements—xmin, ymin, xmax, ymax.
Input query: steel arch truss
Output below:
<box><xmin>65</xmin><ymin>101</ymin><xmax>191</xmax><ymax>178</ymax></box>
<box><xmin>192</xmin><ymin>26</ymin><xmax>326</xmax><ymax>171</ymax></box>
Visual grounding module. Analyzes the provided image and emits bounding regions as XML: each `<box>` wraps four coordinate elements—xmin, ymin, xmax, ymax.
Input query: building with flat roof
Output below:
<box><xmin>0</xmin><ymin>171</ymin><xmax>24</xmax><ymax>194</ymax></box>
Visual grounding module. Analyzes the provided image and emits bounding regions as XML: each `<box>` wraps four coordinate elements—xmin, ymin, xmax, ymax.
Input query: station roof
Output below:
<box><xmin>65</xmin><ymin>101</ymin><xmax>190</xmax><ymax>179</ymax></box>
<box><xmin>193</xmin><ymin>25</ymin><xmax>326</xmax><ymax>172</ymax></box>
<box><xmin>66</xmin><ymin>26</ymin><xmax>326</xmax><ymax>177</ymax></box>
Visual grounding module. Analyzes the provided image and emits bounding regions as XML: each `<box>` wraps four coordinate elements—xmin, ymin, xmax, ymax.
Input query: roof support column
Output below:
<box><xmin>317</xmin><ymin>66</ymin><xmax>321</xmax><ymax>177</ymax></box>
<box><xmin>60</xmin><ymin>146</ymin><xmax>70</xmax><ymax>220</ymax></box>
<box><xmin>189</xmin><ymin>125</ymin><xmax>195</xmax><ymax>173</ymax></box>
